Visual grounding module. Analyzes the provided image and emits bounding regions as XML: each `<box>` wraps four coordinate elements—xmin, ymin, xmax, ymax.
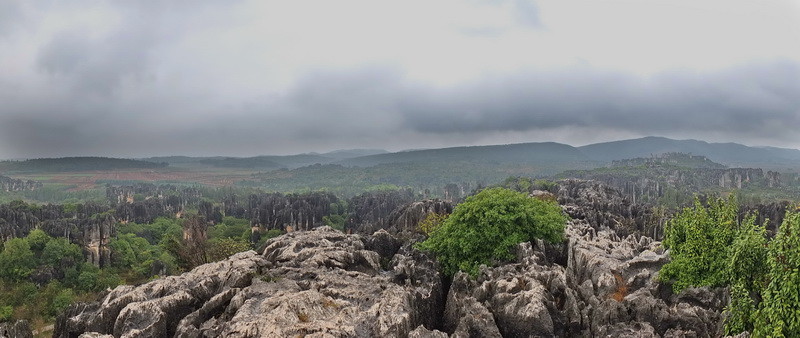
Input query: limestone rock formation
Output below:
<box><xmin>438</xmin><ymin>181</ymin><xmax>727</xmax><ymax>337</ymax></box>
<box><xmin>0</xmin><ymin>320</ymin><xmax>32</xmax><ymax>338</ymax></box>
<box><xmin>53</xmin><ymin>180</ymin><xmax>732</xmax><ymax>338</ymax></box>
<box><xmin>384</xmin><ymin>199</ymin><xmax>453</xmax><ymax>236</ymax></box>
<box><xmin>0</xmin><ymin>175</ymin><xmax>41</xmax><ymax>192</ymax></box>
<box><xmin>55</xmin><ymin>227</ymin><xmax>443</xmax><ymax>338</ymax></box>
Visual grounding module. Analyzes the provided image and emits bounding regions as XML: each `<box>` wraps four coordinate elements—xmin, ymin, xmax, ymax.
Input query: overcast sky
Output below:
<box><xmin>1</xmin><ymin>0</ymin><xmax>799</xmax><ymax>158</ymax></box>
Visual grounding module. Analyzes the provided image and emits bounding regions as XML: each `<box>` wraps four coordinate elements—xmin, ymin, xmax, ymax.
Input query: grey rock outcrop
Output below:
<box><xmin>441</xmin><ymin>188</ymin><xmax>727</xmax><ymax>337</ymax></box>
<box><xmin>0</xmin><ymin>320</ymin><xmax>32</xmax><ymax>338</ymax></box>
<box><xmin>54</xmin><ymin>180</ymin><xmax>730</xmax><ymax>338</ymax></box>
<box><xmin>55</xmin><ymin>227</ymin><xmax>443</xmax><ymax>338</ymax></box>
<box><xmin>0</xmin><ymin>175</ymin><xmax>41</xmax><ymax>192</ymax></box>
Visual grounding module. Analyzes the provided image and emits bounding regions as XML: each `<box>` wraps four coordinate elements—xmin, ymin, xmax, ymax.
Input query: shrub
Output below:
<box><xmin>417</xmin><ymin>212</ymin><xmax>449</xmax><ymax>235</ymax></box>
<box><xmin>753</xmin><ymin>210</ymin><xmax>800</xmax><ymax>337</ymax></box>
<box><xmin>660</xmin><ymin>196</ymin><xmax>738</xmax><ymax>292</ymax></box>
<box><xmin>417</xmin><ymin>187</ymin><xmax>567</xmax><ymax>277</ymax></box>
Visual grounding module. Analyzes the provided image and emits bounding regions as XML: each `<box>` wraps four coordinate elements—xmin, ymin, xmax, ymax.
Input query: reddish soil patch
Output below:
<box><xmin>20</xmin><ymin>169</ymin><xmax>257</xmax><ymax>191</ymax></box>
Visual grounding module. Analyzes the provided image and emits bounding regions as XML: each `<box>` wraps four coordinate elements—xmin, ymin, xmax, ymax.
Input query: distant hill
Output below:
<box><xmin>338</xmin><ymin>142</ymin><xmax>590</xmax><ymax>167</ymax></box>
<box><xmin>141</xmin><ymin>137</ymin><xmax>800</xmax><ymax>172</ymax></box>
<box><xmin>146</xmin><ymin>149</ymin><xmax>389</xmax><ymax>169</ymax></box>
<box><xmin>0</xmin><ymin>157</ymin><xmax>167</xmax><ymax>173</ymax></box>
<box><xmin>610</xmin><ymin>153</ymin><xmax>726</xmax><ymax>169</ymax></box>
<box><xmin>578</xmin><ymin>137</ymin><xmax>800</xmax><ymax>168</ymax></box>
<box><xmin>318</xmin><ymin>149</ymin><xmax>389</xmax><ymax>160</ymax></box>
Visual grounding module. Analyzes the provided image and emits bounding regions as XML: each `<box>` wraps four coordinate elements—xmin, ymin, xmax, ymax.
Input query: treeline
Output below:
<box><xmin>0</xmin><ymin>157</ymin><xmax>167</xmax><ymax>173</ymax></box>
<box><xmin>245</xmin><ymin>162</ymin><xmax>507</xmax><ymax>199</ymax></box>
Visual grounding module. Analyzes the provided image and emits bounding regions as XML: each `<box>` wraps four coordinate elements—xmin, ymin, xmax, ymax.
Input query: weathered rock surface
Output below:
<box><xmin>55</xmin><ymin>227</ymin><xmax>443</xmax><ymax>338</ymax></box>
<box><xmin>441</xmin><ymin>180</ymin><xmax>727</xmax><ymax>337</ymax></box>
<box><xmin>0</xmin><ymin>175</ymin><xmax>41</xmax><ymax>192</ymax></box>
<box><xmin>0</xmin><ymin>320</ymin><xmax>32</xmax><ymax>338</ymax></box>
<box><xmin>385</xmin><ymin>199</ymin><xmax>453</xmax><ymax>237</ymax></box>
<box><xmin>557</xmin><ymin>179</ymin><xmax>665</xmax><ymax>239</ymax></box>
<box><xmin>54</xmin><ymin>180</ymin><xmax>729</xmax><ymax>338</ymax></box>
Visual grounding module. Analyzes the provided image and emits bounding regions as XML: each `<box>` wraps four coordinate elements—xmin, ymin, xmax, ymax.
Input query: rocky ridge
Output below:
<box><xmin>54</xmin><ymin>181</ymin><xmax>728</xmax><ymax>337</ymax></box>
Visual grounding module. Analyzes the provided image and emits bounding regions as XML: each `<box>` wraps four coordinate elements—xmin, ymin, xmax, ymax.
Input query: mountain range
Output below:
<box><xmin>139</xmin><ymin>137</ymin><xmax>800</xmax><ymax>171</ymax></box>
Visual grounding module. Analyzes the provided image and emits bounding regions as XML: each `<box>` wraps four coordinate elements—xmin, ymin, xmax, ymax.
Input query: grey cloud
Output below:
<box><xmin>399</xmin><ymin>61</ymin><xmax>800</xmax><ymax>141</ymax></box>
<box><xmin>0</xmin><ymin>2</ymin><xmax>21</xmax><ymax>35</ymax></box>
<box><xmin>3</xmin><ymin>61</ymin><xmax>800</xmax><ymax>158</ymax></box>
<box><xmin>512</xmin><ymin>0</ymin><xmax>541</xmax><ymax>28</ymax></box>
<box><xmin>36</xmin><ymin>25</ymin><xmax>157</xmax><ymax>95</ymax></box>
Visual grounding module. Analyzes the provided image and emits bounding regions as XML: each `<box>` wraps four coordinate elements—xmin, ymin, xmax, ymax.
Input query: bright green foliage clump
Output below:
<box><xmin>0</xmin><ymin>238</ymin><xmax>36</xmax><ymax>281</ymax></box>
<box><xmin>417</xmin><ymin>212</ymin><xmax>449</xmax><ymax>236</ymax></box>
<box><xmin>658</xmin><ymin>196</ymin><xmax>800</xmax><ymax>336</ymax></box>
<box><xmin>417</xmin><ymin>187</ymin><xmax>567</xmax><ymax>277</ymax></box>
<box><xmin>753</xmin><ymin>211</ymin><xmax>800</xmax><ymax>337</ymax></box>
<box><xmin>724</xmin><ymin>217</ymin><xmax>768</xmax><ymax>335</ymax></box>
<box><xmin>660</xmin><ymin>196</ymin><xmax>739</xmax><ymax>292</ymax></box>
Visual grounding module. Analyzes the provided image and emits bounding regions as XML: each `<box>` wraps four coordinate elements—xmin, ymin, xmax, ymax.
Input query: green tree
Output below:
<box><xmin>724</xmin><ymin>216</ymin><xmax>768</xmax><ymax>335</ymax></box>
<box><xmin>48</xmin><ymin>288</ymin><xmax>75</xmax><ymax>317</ymax></box>
<box><xmin>753</xmin><ymin>210</ymin><xmax>800</xmax><ymax>337</ymax></box>
<box><xmin>417</xmin><ymin>187</ymin><xmax>567</xmax><ymax>277</ymax></box>
<box><xmin>660</xmin><ymin>196</ymin><xmax>739</xmax><ymax>292</ymax></box>
<box><xmin>208</xmin><ymin>217</ymin><xmax>251</xmax><ymax>241</ymax></box>
<box><xmin>206</xmin><ymin>238</ymin><xmax>252</xmax><ymax>262</ymax></box>
<box><xmin>25</xmin><ymin>229</ymin><xmax>51</xmax><ymax>253</ymax></box>
<box><xmin>41</xmin><ymin>238</ymin><xmax>83</xmax><ymax>267</ymax></box>
<box><xmin>0</xmin><ymin>238</ymin><xmax>35</xmax><ymax>281</ymax></box>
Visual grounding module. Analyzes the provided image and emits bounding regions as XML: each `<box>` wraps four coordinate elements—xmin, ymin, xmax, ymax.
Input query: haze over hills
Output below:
<box><xmin>578</xmin><ymin>136</ymin><xmax>800</xmax><ymax>168</ymax></box>
<box><xmin>337</xmin><ymin>142</ymin><xmax>589</xmax><ymax>167</ymax></box>
<box><xmin>335</xmin><ymin>136</ymin><xmax>800</xmax><ymax>170</ymax></box>
<box><xmin>8</xmin><ymin>137</ymin><xmax>800</xmax><ymax>173</ymax></box>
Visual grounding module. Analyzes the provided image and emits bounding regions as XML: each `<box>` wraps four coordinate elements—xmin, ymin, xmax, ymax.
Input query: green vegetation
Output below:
<box><xmin>0</xmin><ymin>230</ymin><xmax>118</xmax><ymax>328</ymax></box>
<box><xmin>0</xmin><ymin>185</ymin><xmax>105</xmax><ymax>204</ymax></box>
<box><xmin>660</xmin><ymin>196</ymin><xmax>740</xmax><ymax>291</ymax></box>
<box><xmin>417</xmin><ymin>187</ymin><xmax>567</xmax><ymax>277</ymax></box>
<box><xmin>659</xmin><ymin>196</ymin><xmax>800</xmax><ymax>336</ymax></box>
<box><xmin>417</xmin><ymin>212</ymin><xmax>449</xmax><ymax>236</ymax></box>
<box><xmin>752</xmin><ymin>210</ymin><xmax>800</xmax><ymax>337</ymax></box>
<box><xmin>0</xmin><ymin>157</ymin><xmax>166</xmax><ymax>173</ymax></box>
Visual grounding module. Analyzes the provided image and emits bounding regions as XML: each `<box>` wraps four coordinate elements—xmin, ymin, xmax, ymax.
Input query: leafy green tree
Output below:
<box><xmin>48</xmin><ymin>288</ymin><xmax>75</xmax><ymax>317</ymax></box>
<box><xmin>208</xmin><ymin>217</ymin><xmax>251</xmax><ymax>241</ymax></box>
<box><xmin>724</xmin><ymin>216</ymin><xmax>768</xmax><ymax>335</ymax></box>
<box><xmin>660</xmin><ymin>196</ymin><xmax>739</xmax><ymax>292</ymax></box>
<box><xmin>0</xmin><ymin>238</ymin><xmax>35</xmax><ymax>281</ymax></box>
<box><xmin>206</xmin><ymin>238</ymin><xmax>252</xmax><ymax>262</ymax></box>
<box><xmin>41</xmin><ymin>238</ymin><xmax>83</xmax><ymax>267</ymax></box>
<box><xmin>25</xmin><ymin>229</ymin><xmax>51</xmax><ymax>253</ymax></box>
<box><xmin>753</xmin><ymin>210</ymin><xmax>800</xmax><ymax>337</ymax></box>
<box><xmin>417</xmin><ymin>187</ymin><xmax>567</xmax><ymax>277</ymax></box>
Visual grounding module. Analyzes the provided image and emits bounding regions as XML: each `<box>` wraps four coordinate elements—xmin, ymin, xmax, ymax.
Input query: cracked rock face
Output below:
<box><xmin>54</xmin><ymin>181</ymin><xmax>729</xmax><ymax>338</ymax></box>
<box><xmin>55</xmin><ymin>227</ymin><xmax>443</xmax><ymax>338</ymax></box>
<box><xmin>442</xmin><ymin>182</ymin><xmax>727</xmax><ymax>337</ymax></box>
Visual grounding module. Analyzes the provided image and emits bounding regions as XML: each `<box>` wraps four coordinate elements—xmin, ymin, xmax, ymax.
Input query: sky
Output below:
<box><xmin>1</xmin><ymin>0</ymin><xmax>799</xmax><ymax>158</ymax></box>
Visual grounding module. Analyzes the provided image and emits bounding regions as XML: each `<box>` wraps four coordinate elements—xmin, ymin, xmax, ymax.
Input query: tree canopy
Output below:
<box><xmin>417</xmin><ymin>187</ymin><xmax>567</xmax><ymax>277</ymax></box>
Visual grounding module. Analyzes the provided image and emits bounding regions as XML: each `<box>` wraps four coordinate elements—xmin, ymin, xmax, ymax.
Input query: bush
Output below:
<box><xmin>753</xmin><ymin>210</ymin><xmax>800</xmax><ymax>337</ymax></box>
<box><xmin>659</xmin><ymin>196</ymin><xmax>739</xmax><ymax>292</ymax></box>
<box><xmin>724</xmin><ymin>216</ymin><xmax>768</xmax><ymax>335</ymax></box>
<box><xmin>417</xmin><ymin>187</ymin><xmax>567</xmax><ymax>277</ymax></box>
<box><xmin>417</xmin><ymin>212</ymin><xmax>448</xmax><ymax>235</ymax></box>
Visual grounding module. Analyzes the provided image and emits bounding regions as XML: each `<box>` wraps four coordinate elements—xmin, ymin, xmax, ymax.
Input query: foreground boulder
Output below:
<box><xmin>55</xmin><ymin>227</ymin><xmax>443</xmax><ymax>337</ymax></box>
<box><xmin>54</xmin><ymin>180</ymin><xmax>729</xmax><ymax>337</ymax></box>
